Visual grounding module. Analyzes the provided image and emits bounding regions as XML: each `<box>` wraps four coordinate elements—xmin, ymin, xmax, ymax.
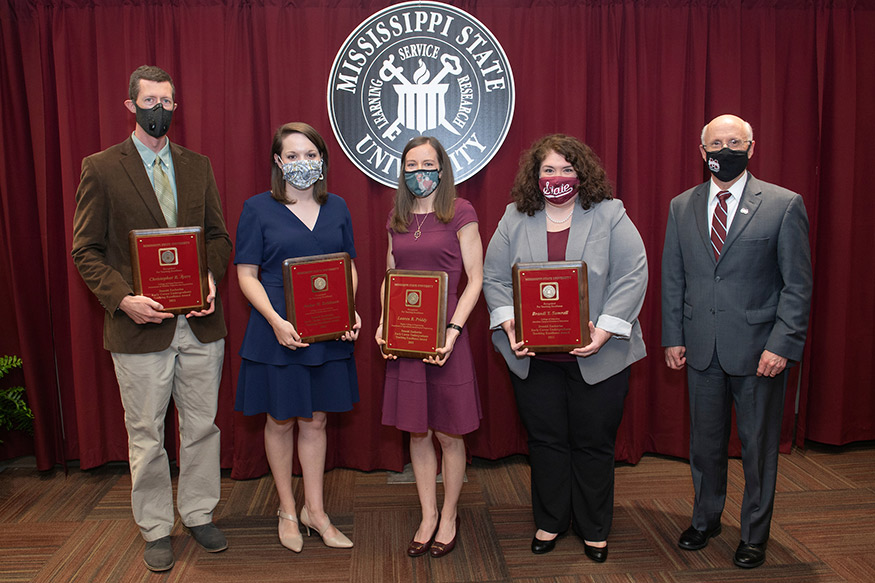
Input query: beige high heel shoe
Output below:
<box><xmin>277</xmin><ymin>509</ymin><xmax>303</xmax><ymax>553</ymax></box>
<box><xmin>300</xmin><ymin>506</ymin><xmax>353</xmax><ymax>548</ymax></box>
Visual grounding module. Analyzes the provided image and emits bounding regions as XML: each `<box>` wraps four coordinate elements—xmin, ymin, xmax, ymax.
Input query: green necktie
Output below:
<box><xmin>153</xmin><ymin>157</ymin><xmax>177</xmax><ymax>227</ymax></box>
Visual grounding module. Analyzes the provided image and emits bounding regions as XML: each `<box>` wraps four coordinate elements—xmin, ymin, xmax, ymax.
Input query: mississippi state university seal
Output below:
<box><xmin>328</xmin><ymin>1</ymin><xmax>514</xmax><ymax>187</ymax></box>
<box><xmin>406</xmin><ymin>290</ymin><xmax>422</xmax><ymax>307</ymax></box>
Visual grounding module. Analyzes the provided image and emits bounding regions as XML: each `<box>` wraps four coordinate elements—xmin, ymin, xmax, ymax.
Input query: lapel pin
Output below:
<box><xmin>739</xmin><ymin>207</ymin><xmax>749</xmax><ymax>214</ymax></box>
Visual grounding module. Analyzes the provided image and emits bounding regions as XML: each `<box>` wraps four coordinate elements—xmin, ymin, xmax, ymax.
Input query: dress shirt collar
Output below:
<box><xmin>131</xmin><ymin>132</ymin><xmax>172</xmax><ymax>168</ymax></box>
<box><xmin>708</xmin><ymin>170</ymin><xmax>748</xmax><ymax>204</ymax></box>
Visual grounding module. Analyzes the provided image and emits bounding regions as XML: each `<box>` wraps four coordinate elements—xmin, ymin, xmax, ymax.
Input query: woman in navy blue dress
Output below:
<box><xmin>235</xmin><ymin>123</ymin><xmax>359</xmax><ymax>552</ymax></box>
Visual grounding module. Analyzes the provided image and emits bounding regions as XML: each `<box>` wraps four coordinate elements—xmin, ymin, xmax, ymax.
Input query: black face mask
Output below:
<box><xmin>135</xmin><ymin>103</ymin><xmax>173</xmax><ymax>139</ymax></box>
<box><xmin>704</xmin><ymin>146</ymin><xmax>750</xmax><ymax>182</ymax></box>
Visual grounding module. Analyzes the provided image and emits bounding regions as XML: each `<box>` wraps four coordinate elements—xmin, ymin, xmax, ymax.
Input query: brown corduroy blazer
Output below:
<box><xmin>72</xmin><ymin>136</ymin><xmax>232</xmax><ymax>354</ymax></box>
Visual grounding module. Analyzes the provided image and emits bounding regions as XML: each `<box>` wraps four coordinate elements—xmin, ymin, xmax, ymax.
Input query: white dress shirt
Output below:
<box><xmin>707</xmin><ymin>171</ymin><xmax>748</xmax><ymax>235</ymax></box>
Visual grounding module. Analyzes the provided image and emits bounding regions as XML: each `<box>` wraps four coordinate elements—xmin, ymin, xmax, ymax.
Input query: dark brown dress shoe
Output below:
<box><xmin>678</xmin><ymin>524</ymin><xmax>722</xmax><ymax>550</ymax></box>
<box><xmin>733</xmin><ymin>541</ymin><xmax>766</xmax><ymax>568</ymax></box>
<box><xmin>531</xmin><ymin>536</ymin><xmax>556</xmax><ymax>554</ymax></box>
<box><xmin>429</xmin><ymin>516</ymin><xmax>460</xmax><ymax>558</ymax></box>
<box><xmin>407</xmin><ymin>537</ymin><xmax>433</xmax><ymax>557</ymax></box>
<box><xmin>407</xmin><ymin>518</ymin><xmax>439</xmax><ymax>557</ymax></box>
<box><xmin>583</xmin><ymin>542</ymin><xmax>608</xmax><ymax>563</ymax></box>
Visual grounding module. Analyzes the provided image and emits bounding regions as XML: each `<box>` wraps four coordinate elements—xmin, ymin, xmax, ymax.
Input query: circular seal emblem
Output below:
<box><xmin>541</xmin><ymin>284</ymin><xmax>557</xmax><ymax>300</ymax></box>
<box><xmin>160</xmin><ymin>249</ymin><xmax>176</xmax><ymax>265</ymax></box>
<box><xmin>406</xmin><ymin>291</ymin><xmax>421</xmax><ymax>306</ymax></box>
<box><xmin>313</xmin><ymin>276</ymin><xmax>328</xmax><ymax>291</ymax></box>
<box><xmin>328</xmin><ymin>1</ymin><xmax>514</xmax><ymax>187</ymax></box>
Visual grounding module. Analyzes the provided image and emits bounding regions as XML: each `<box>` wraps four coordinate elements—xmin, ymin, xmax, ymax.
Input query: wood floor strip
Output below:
<box><xmin>1</xmin><ymin>443</ymin><xmax>873</xmax><ymax>582</ymax></box>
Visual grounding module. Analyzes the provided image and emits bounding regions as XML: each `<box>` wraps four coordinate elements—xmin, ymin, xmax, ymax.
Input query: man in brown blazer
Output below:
<box><xmin>72</xmin><ymin>65</ymin><xmax>232</xmax><ymax>572</ymax></box>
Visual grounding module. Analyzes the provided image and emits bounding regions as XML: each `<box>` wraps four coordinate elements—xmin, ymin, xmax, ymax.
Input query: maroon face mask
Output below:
<box><xmin>539</xmin><ymin>176</ymin><xmax>579</xmax><ymax>205</ymax></box>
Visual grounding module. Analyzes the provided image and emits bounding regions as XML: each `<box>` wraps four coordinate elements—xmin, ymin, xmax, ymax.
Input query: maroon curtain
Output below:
<box><xmin>2</xmin><ymin>0</ymin><xmax>873</xmax><ymax>475</ymax></box>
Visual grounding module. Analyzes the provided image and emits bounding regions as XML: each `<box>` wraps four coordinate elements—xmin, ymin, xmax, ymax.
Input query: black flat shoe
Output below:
<box><xmin>733</xmin><ymin>541</ymin><xmax>766</xmax><ymax>568</ymax></box>
<box><xmin>583</xmin><ymin>542</ymin><xmax>608</xmax><ymax>563</ymax></box>
<box><xmin>678</xmin><ymin>524</ymin><xmax>722</xmax><ymax>550</ymax></box>
<box><xmin>531</xmin><ymin>536</ymin><xmax>556</xmax><ymax>554</ymax></box>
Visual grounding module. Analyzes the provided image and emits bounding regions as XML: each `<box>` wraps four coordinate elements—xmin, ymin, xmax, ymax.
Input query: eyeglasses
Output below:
<box><xmin>703</xmin><ymin>138</ymin><xmax>752</xmax><ymax>152</ymax></box>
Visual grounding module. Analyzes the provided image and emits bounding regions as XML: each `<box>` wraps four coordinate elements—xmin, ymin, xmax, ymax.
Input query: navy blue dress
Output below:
<box><xmin>234</xmin><ymin>191</ymin><xmax>359</xmax><ymax>419</ymax></box>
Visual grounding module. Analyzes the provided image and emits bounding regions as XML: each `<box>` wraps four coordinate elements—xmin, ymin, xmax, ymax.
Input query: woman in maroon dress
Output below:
<box><xmin>375</xmin><ymin>136</ymin><xmax>483</xmax><ymax>558</ymax></box>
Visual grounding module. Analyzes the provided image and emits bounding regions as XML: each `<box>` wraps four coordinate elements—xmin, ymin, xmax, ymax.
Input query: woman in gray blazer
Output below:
<box><xmin>483</xmin><ymin>134</ymin><xmax>647</xmax><ymax>561</ymax></box>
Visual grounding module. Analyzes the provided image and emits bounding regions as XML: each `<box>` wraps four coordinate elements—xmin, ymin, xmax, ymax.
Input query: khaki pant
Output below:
<box><xmin>112</xmin><ymin>316</ymin><xmax>224</xmax><ymax>541</ymax></box>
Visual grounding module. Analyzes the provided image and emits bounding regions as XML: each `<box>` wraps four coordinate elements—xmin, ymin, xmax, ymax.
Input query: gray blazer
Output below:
<box><xmin>661</xmin><ymin>174</ymin><xmax>812</xmax><ymax>375</ymax></box>
<box><xmin>483</xmin><ymin>198</ymin><xmax>648</xmax><ymax>384</ymax></box>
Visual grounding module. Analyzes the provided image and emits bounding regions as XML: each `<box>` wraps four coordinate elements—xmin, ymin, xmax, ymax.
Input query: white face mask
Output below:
<box><xmin>282</xmin><ymin>159</ymin><xmax>323</xmax><ymax>190</ymax></box>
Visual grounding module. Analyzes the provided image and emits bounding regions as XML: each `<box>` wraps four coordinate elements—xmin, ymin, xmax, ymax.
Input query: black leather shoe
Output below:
<box><xmin>678</xmin><ymin>524</ymin><xmax>722</xmax><ymax>550</ymax></box>
<box><xmin>733</xmin><ymin>541</ymin><xmax>766</xmax><ymax>568</ymax></box>
<box><xmin>531</xmin><ymin>536</ymin><xmax>556</xmax><ymax>554</ymax></box>
<box><xmin>583</xmin><ymin>542</ymin><xmax>608</xmax><ymax>563</ymax></box>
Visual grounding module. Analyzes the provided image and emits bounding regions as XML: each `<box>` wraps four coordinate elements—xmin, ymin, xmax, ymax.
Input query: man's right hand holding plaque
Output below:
<box><xmin>512</xmin><ymin>260</ymin><xmax>591</xmax><ymax>352</ymax></box>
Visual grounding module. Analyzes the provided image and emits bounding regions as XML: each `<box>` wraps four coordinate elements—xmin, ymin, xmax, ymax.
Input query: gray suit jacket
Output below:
<box><xmin>72</xmin><ymin>136</ymin><xmax>232</xmax><ymax>353</ymax></box>
<box><xmin>483</xmin><ymin>198</ymin><xmax>648</xmax><ymax>384</ymax></box>
<box><xmin>661</xmin><ymin>173</ymin><xmax>812</xmax><ymax>375</ymax></box>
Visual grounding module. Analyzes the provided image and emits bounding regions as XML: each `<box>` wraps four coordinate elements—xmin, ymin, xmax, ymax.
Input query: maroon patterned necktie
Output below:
<box><xmin>710</xmin><ymin>190</ymin><xmax>731</xmax><ymax>260</ymax></box>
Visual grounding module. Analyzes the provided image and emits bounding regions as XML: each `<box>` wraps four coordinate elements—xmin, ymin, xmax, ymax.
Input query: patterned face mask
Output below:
<box><xmin>282</xmin><ymin>159</ymin><xmax>323</xmax><ymax>190</ymax></box>
<box><xmin>404</xmin><ymin>169</ymin><xmax>440</xmax><ymax>198</ymax></box>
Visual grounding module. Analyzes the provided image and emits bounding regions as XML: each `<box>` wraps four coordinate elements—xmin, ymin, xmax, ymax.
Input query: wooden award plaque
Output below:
<box><xmin>512</xmin><ymin>260</ymin><xmax>590</xmax><ymax>352</ymax></box>
<box><xmin>282</xmin><ymin>252</ymin><xmax>355</xmax><ymax>343</ymax></box>
<box><xmin>381</xmin><ymin>269</ymin><xmax>448</xmax><ymax>358</ymax></box>
<box><xmin>129</xmin><ymin>227</ymin><xmax>209</xmax><ymax>315</ymax></box>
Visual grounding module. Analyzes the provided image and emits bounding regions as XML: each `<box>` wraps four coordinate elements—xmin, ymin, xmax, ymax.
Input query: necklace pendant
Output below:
<box><xmin>414</xmin><ymin>228</ymin><xmax>422</xmax><ymax>240</ymax></box>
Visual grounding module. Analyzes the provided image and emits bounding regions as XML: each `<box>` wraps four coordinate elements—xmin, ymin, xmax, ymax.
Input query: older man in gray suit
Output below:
<box><xmin>662</xmin><ymin>114</ymin><xmax>812</xmax><ymax>569</ymax></box>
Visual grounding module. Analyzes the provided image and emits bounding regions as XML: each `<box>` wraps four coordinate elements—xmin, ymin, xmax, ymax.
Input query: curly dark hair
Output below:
<box><xmin>510</xmin><ymin>134</ymin><xmax>613</xmax><ymax>216</ymax></box>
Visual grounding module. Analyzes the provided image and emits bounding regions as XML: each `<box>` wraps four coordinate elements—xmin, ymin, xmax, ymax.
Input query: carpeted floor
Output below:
<box><xmin>1</xmin><ymin>441</ymin><xmax>873</xmax><ymax>582</ymax></box>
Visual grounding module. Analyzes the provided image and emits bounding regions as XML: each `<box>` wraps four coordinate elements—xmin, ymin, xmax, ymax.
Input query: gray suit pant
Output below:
<box><xmin>112</xmin><ymin>316</ymin><xmax>224</xmax><ymax>541</ymax></box>
<box><xmin>687</xmin><ymin>351</ymin><xmax>786</xmax><ymax>544</ymax></box>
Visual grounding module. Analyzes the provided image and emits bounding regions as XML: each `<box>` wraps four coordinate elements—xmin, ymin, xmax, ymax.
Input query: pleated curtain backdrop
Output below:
<box><xmin>1</xmin><ymin>0</ymin><xmax>873</xmax><ymax>476</ymax></box>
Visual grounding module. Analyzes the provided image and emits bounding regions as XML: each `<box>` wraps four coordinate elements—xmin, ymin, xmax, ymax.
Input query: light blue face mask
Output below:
<box><xmin>404</xmin><ymin>169</ymin><xmax>440</xmax><ymax>198</ymax></box>
<box><xmin>282</xmin><ymin>159</ymin><xmax>323</xmax><ymax>190</ymax></box>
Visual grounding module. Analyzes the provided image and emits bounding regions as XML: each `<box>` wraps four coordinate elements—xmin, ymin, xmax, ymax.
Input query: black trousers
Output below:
<box><xmin>687</xmin><ymin>351</ymin><xmax>786</xmax><ymax>544</ymax></box>
<box><xmin>510</xmin><ymin>358</ymin><xmax>630</xmax><ymax>541</ymax></box>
